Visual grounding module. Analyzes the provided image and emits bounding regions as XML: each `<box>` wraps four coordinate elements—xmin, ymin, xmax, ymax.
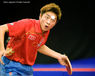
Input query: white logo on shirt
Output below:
<box><xmin>10</xmin><ymin>23</ymin><xmax>14</xmax><ymax>25</ymax></box>
<box><xmin>28</xmin><ymin>35</ymin><xmax>36</xmax><ymax>40</ymax></box>
<box><xmin>37</xmin><ymin>38</ymin><xmax>44</xmax><ymax>47</ymax></box>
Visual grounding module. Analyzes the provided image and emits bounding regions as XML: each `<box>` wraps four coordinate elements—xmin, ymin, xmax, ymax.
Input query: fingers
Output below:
<box><xmin>65</xmin><ymin>59</ymin><xmax>72</xmax><ymax>75</ymax></box>
<box><xmin>0</xmin><ymin>52</ymin><xmax>4</xmax><ymax>64</ymax></box>
<box><xmin>63</xmin><ymin>55</ymin><xmax>72</xmax><ymax>75</ymax></box>
<box><xmin>66</xmin><ymin>65</ymin><xmax>72</xmax><ymax>75</ymax></box>
<box><xmin>0</xmin><ymin>57</ymin><xmax>4</xmax><ymax>64</ymax></box>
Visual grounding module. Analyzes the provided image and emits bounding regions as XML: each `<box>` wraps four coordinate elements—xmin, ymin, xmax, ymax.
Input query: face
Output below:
<box><xmin>39</xmin><ymin>11</ymin><xmax>57</xmax><ymax>32</ymax></box>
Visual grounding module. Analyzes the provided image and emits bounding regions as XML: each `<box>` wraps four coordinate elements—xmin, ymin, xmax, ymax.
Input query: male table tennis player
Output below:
<box><xmin>0</xmin><ymin>3</ymin><xmax>72</xmax><ymax>76</ymax></box>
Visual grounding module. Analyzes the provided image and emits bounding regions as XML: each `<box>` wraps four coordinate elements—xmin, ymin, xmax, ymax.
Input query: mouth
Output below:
<box><xmin>45</xmin><ymin>25</ymin><xmax>48</xmax><ymax>28</ymax></box>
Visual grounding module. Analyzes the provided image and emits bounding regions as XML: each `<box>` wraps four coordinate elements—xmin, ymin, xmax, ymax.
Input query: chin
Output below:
<box><xmin>43</xmin><ymin>29</ymin><xmax>48</xmax><ymax>32</ymax></box>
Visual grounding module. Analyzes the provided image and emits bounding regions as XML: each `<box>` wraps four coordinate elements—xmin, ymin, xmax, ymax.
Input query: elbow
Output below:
<box><xmin>0</xmin><ymin>26</ymin><xmax>3</xmax><ymax>31</ymax></box>
<box><xmin>0</xmin><ymin>26</ymin><xmax>4</xmax><ymax>32</ymax></box>
<box><xmin>0</xmin><ymin>24</ymin><xmax>8</xmax><ymax>32</ymax></box>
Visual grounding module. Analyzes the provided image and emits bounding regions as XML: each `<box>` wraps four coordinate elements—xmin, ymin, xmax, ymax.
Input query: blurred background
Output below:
<box><xmin>0</xmin><ymin>0</ymin><xmax>95</xmax><ymax>64</ymax></box>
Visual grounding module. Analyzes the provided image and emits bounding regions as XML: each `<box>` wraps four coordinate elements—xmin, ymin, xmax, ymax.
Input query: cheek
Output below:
<box><xmin>40</xmin><ymin>19</ymin><xmax>44</xmax><ymax>26</ymax></box>
<box><xmin>41</xmin><ymin>18</ymin><xmax>46</xmax><ymax>24</ymax></box>
<box><xmin>50</xmin><ymin>24</ymin><xmax>55</xmax><ymax>29</ymax></box>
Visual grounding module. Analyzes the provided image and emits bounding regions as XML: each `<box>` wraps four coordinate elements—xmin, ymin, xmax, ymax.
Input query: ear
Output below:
<box><xmin>39</xmin><ymin>13</ymin><xmax>42</xmax><ymax>19</ymax></box>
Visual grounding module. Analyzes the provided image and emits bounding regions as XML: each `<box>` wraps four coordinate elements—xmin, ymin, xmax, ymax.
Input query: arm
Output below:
<box><xmin>38</xmin><ymin>45</ymin><xmax>62</xmax><ymax>60</ymax></box>
<box><xmin>0</xmin><ymin>24</ymin><xmax>8</xmax><ymax>64</ymax></box>
<box><xmin>0</xmin><ymin>24</ymin><xmax>8</xmax><ymax>51</ymax></box>
<box><xmin>0</xmin><ymin>24</ymin><xmax>13</xmax><ymax>64</ymax></box>
<box><xmin>38</xmin><ymin>45</ymin><xmax>72</xmax><ymax>75</ymax></box>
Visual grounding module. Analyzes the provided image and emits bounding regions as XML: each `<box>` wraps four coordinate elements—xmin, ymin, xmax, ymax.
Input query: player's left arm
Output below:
<box><xmin>38</xmin><ymin>45</ymin><xmax>72</xmax><ymax>75</ymax></box>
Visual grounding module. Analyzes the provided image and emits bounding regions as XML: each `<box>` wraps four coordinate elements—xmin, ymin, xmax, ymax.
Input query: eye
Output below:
<box><xmin>52</xmin><ymin>19</ymin><xmax>55</xmax><ymax>22</ymax></box>
<box><xmin>51</xmin><ymin>19</ymin><xmax>56</xmax><ymax>23</ymax></box>
<box><xmin>45</xmin><ymin>16</ymin><xmax>49</xmax><ymax>19</ymax></box>
<box><xmin>45</xmin><ymin>15</ymin><xmax>50</xmax><ymax>19</ymax></box>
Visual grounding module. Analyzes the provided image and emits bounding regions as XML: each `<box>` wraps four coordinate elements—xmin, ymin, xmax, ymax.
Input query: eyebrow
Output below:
<box><xmin>46</xmin><ymin>14</ymin><xmax>50</xmax><ymax>17</ymax></box>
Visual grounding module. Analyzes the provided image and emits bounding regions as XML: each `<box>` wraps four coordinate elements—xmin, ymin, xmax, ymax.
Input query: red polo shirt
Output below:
<box><xmin>6</xmin><ymin>19</ymin><xmax>50</xmax><ymax>65</ymax></box>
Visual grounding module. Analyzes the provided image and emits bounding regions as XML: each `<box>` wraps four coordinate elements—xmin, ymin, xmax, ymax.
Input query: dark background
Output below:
<box><xmin>0</xmin><ymin>0</ymin><xmax>95</xmax><ymax>64</ymax></box>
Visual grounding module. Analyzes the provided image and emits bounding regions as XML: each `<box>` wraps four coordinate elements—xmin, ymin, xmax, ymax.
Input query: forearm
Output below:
<box><xmin>38</xmin><ymin>45</ymin><xmax>62</xmax><ymax>60</ymax></box>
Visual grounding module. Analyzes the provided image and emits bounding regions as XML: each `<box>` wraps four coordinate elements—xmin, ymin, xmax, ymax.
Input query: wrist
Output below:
<box><xmin>56</xmin><ymin>53</ymin><xmax>63</xmax><ymax>60</ymax></box>
<box><xmin>57</xmin><ymin>54</ymin><xmax>67</xmax><ymax>60</ymax></box>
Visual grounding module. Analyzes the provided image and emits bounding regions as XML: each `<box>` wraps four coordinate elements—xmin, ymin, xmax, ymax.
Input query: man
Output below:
<box><xmin>0</xmin><ymin>3</ymin><xmax>72</xmax><ymax>76</ymax></box>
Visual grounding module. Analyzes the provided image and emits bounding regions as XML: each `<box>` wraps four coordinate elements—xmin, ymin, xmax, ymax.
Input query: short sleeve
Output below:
<box><xmin>7</xmin><ymin>19</ymin><xmax>30</xmax><ymax>37</ymax></box>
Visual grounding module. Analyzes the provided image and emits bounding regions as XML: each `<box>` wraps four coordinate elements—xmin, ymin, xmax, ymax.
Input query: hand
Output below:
<box><xmin>58</xmin><ymin>54</ymin><xmax>72</xmax><ymax>75</ymax></box>
<box><xmin>0</xmin><ymin>48</ymin><xmax>14</xmax><ymax>64</ymax></box>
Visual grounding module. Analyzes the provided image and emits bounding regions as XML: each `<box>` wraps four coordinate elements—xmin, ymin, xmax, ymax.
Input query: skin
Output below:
<box><xmin>0</xmin><ymin>11</ymin><xmax>72</xmax><ymax>75</ymax></box>
<box><xmin>39</xmin><ymin>11</ymin><xmax>57</xmax><ymax>32</ymax></box>
<box><xmin>38</xmin><ymin>12</ymin><xmax>72</xmax><ymax>75</ymax></box>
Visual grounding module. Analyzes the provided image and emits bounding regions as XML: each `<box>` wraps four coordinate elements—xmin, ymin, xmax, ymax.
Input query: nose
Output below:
<box><xmin>46</xmin><ymin>19</ymin><xmax>51</xmax><ymax>25</ymax></box>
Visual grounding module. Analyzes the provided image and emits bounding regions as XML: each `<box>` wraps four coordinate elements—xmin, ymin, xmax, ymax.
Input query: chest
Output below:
<box><xmin>24</xmin><ymin>32</ymin><xmax>45</xmax><ymax>48</ymax></box>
